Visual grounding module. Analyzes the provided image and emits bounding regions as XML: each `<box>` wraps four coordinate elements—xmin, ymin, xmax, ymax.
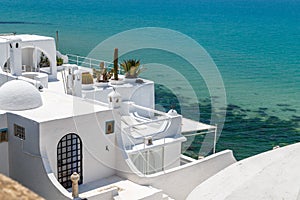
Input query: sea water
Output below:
<box><xmin>0</xmin><ymin>0</ymin><xmax>299</xmax><ymax>159</ymax></box>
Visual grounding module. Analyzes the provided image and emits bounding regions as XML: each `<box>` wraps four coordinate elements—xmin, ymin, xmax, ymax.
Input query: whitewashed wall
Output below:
<box><xmin>163</xmin><ymin>142</ymin><xmax>181</xmax><ymax>170</ymax></box>
<box><xmin>0</xmin><ymin>37</ymin><xmax>57</xmax><ymax>79</ymax></box>
<box><xmin>21</xmin><ymin>39</ymin><xmax>57</xmax><ymax>79</ymax></box>
<box><xmin>21</xmin><ymin>48</ymin><xmax>33</xmax><ymax>67</ymax></box>
<box><xmin>0</xmin><ymin>113</ymin><xmax>9</xmax><ymax>176</ymax></box>
<box><xmin>116</xmin><ymin>149</ymin><xmax>236</xmax><ymax>200</ymax></box>
<box><xmin>0</xmin><ymin>43</ymin><xmax>9</xmax><ymax>68</ymax></box>
<box><xmin>39</xmin><ymin>109</ymin><xmax>119</xmax><ymax>184</ymax></box>
<box><xmin>0</xmin><ymin>73</ymin><xmax>15</xmax><ymax>86</ymax></box>
<box><xmin>6</xmin><ymin>113</ymin><xmax>52</xmax><ymax>197</ymax></box>
<box><xmin>82</xmin><ymin>80</ymin><xmax>155</xmax><ymax>115</ymax></box>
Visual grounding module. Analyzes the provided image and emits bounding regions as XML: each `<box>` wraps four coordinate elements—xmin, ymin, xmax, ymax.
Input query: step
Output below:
<box><xmin>113</xmin><ymin>181</ymin><xmax>163</xmax><ymax>200</ymax></box>
<box><xmin>77</xmin><ymin>175</ymin><xmax>164</xmax><ymax>200</ymax></box>
<box><xmin>162</xmin><ymin>193</ymin><xmax>175</xmax><ymax>200</ymax></box>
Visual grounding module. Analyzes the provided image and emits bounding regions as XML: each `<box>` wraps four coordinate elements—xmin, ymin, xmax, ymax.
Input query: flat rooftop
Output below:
<box><xmin>0</xmin><ymin>34</ymin><xmax>53</xmax><ymax>44</ymax></box>
<box><xmin>181</xmin><ymin>117</ymin><xmax>215</xmax><ymax>133</ymax></box>
<box><xmin>75</xmin><ymin>175</ymin><xmax>162</xmax><ymax>200</ymax></box>
<box><xmin>4</xmin><ymin>89</ymin><xmax>109</xmax><ymax>123</ymax></box>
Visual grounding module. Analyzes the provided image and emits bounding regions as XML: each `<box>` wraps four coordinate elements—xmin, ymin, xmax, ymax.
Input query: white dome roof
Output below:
<box><xmin>0</xmin><ymin>80</ymin><xmax>43</xmax><ymax>111</ymax></box>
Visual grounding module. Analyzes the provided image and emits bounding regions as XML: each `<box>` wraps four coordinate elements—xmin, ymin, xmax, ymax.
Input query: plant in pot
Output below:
<box><xmin>93</xmin><ymin>62</ymin><xmax>112</xmax><ymax>87</ymax></box>
<box><xmin>120</xmin><ymin>59</ymin><xmax>145</xmax><ymax>83</ymax></box>
<box><xmin>56</xmin><ymin>56</ymin><xmax>64</xmax><ymax>71</ymax></box>
<box><xmin>56</xmin><ymin>57</ymin><xmax>63</xmax><ymax>66</ymax></box>
<box><xmin>81</xmin><ymin>72</ymin><xmax>94</xmax><ymax>90</ymax></box>
<box><xmin>39</xmin><ymin>52</ymin><xmax>50</xmax><ymax>68</ymax></box>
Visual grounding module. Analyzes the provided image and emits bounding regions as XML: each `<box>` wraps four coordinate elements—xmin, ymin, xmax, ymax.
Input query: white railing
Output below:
<box><xmin>182</xmin><ymin>128</ymin><xmax>218</xmax><ymax>157</ymax></box>
<box><xmin>120</xmin><ymin>102</ymin><xmax>219</xmax><ymax>175</ymax></box>
<box><xmin>130</xmin><ymin>103</ymin><xmax>169</xmax><ymax>117</ymax></box>
<box><xmin>66</xmin><ymin>54</ymin><xmax>124</xmax><ymax>74</ymax></box>
<box><xmin>123</xmin><ymin>127</ymin><xmax>219</xmax><ymax>176</ymax></box>
<box><xmin>123</xmin><ymin>116</ymin><xmax>171</xmax><ymax>140</ymax></box>
<box><xmin>122</xmin><ymin>119</ymin><xmax>218</xmax><ymax>175</ymax></box>
<box><xmin>123</xmin><ymin>131</ymin><xmax>168</xmax><ymax>175</ymax></box>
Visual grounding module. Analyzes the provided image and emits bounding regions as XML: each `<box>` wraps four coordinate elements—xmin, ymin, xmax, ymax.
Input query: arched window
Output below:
<box><xmin>57</xmin><ymin>133</ymin><xmax>83</xmax><ymax>188</ymax></box>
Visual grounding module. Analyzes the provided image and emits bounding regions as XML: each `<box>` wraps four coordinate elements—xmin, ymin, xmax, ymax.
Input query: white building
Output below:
<box><xmin>0</xmin><ymin>34</ymin><xmax>236</xmax><ymax>200</ymax></box>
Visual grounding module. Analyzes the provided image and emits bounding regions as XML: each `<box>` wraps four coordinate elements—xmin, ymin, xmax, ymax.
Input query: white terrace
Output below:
<box><xmin>0</xmin><ymin>34</ymin><xmax>236</xmax><ymax>200</ymax></box>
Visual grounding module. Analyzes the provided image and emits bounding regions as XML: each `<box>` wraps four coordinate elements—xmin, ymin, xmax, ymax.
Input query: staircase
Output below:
<box><xmin>112</xmin><ymin>182</ymin><xmax>162</xmax><ymax>200</ymax></box>
<box><xmin>77</xmin><ymin>175</ymin><xmax>176</xmax><ymax>200</ymax></box>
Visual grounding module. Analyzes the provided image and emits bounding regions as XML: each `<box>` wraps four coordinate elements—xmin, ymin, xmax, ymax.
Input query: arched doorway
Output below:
<box><xmin>2</xmin><ymin>58</ymin><xmax>10</xmax><ymax>73</ymax></box>
<box><xmin>57</xmin><ymin>133</ymin><xmax>83</xmax><ymax>188</ymax></box>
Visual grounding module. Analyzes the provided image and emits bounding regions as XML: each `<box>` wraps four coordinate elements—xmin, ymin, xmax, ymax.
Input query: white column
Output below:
<box><xmin>9</xmin><ymin>38</ymin><xmax>22</xmax><ymax>76</ymax></box>
<box><xmin>73</xmin><ymin>70</ymin><xmax>82</xmax><ymax>97</ymax></box>
<box><xmin>32</xmin><ymin>47</ymin><xmax>37</xmax><ymax>72</ymax></box>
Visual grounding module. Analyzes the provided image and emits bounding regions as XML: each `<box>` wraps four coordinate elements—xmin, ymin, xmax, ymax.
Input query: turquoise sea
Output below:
<box><xmin>1</xmin><ymin>0</ymin><xmax>299</xmax><ymax>160</ymax></box>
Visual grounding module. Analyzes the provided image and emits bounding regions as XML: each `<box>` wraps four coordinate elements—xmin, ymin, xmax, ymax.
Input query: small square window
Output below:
<box><xmin>106</xmin><ymin>120</ymin><xmax>115</xmax><ymax>134</ymax></box>
<box><xmin>14</xmin><ymin>124</ymin><xmax>25</xmax><ymax>140</ymax></box>
<box><xmin>0</xmin><ymin>128</ymin><xmax>8</xmax><ymax>142</ymax></box>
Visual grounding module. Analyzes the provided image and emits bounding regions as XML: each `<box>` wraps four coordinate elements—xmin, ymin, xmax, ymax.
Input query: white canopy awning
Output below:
<box><xmin>181</xmin><ymin>118</ymin><xmax>216</xmax><ymax>133</ymax></box>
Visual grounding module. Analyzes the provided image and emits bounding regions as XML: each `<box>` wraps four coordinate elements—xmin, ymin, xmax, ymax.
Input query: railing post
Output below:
<box><xmin>213</xmin><ymin>127</ymin><xmax>217</xmax><ymax>154</ymax></box>
<box><xmin>70</xmin><ymin>172</ymin><xmax>80</xmax><ymax>198</ymax></box>
<box><xmin>76</xmin><ymin>56</ymin><xmax>79</xmax><ymax>66</ymax></box>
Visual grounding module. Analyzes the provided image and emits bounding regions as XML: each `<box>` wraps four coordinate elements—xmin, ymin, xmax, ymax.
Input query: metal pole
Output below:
<box><xmin>213</xmin><ymin>126</ymin><xmax>217</xmax><ymax>154</ymax></box>
<box><xmin>55</xmin><ymin>31</ymin><xmax>59</xmax><ymax>50</ymax></box>
<box><xmin>113</xmin><ymin>48</ymin><xmax>118</xmax><ymax>80</ymax></box>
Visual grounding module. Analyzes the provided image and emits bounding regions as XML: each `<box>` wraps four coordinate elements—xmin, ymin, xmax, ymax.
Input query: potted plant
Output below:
<box><xmin>120</xmin><ymin>59</ymin><xmax>145</xmax><ymax>83</ymax></box>
<box><xmin>39</xmin><ymin>52</ymin><xmax>50</xmax><ymax>68</ymax></box>
<box><xmin>93</xmin><ymin>62</ymin><xmax>112</xmax><ymax>87</ymax></box>
<box><xmin>56</xmin><ymin>57</ymin><xmax>63</xmax><ymax>66</ymax></box>
<box><xmin>56</xmin><ymin>56</ymin><xmax>64</xmax><ymax>71</ymax></box>
<box><xmin>81</xmin><ymin>72</ymin><xmax>94</xmax><ymax>90</ymax></box>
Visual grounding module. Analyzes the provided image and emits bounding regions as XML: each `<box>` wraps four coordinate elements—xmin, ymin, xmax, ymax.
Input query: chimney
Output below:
<box><xmin>9</xmin><ymin>38</ymin><xmax>22</xmax><ymax>76</ymax></box>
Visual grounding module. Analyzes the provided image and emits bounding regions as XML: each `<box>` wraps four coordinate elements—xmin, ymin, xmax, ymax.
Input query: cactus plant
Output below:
<box><xmin>82</xmin><ymin>72</ymin><xmax>94</xmax><ymax>84</ymax></box>
<box><xmin>93</xmin><ymin>62</ymin><xmax>113</xmax><ymax>82</ymax></box>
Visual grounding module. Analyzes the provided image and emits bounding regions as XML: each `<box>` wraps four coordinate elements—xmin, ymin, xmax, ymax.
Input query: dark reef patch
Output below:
<box><xmin>277</xmin><ymin>103</ymin><xmax>291</xmax><ymax>107</ymax></box>
<box><xmin>291</xmin><ymin>115</ymin><xmax>300</xmax><ymax>122</ymax></box>
<box><xmin>155</xmin><ymin>84</ymin><xmax>300</xmax><ymax>160</ymax></box>
<box><xmin>281</xmin><ymin>108</ymin><xmax>297</xmax><ymax>112</ymax></box>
